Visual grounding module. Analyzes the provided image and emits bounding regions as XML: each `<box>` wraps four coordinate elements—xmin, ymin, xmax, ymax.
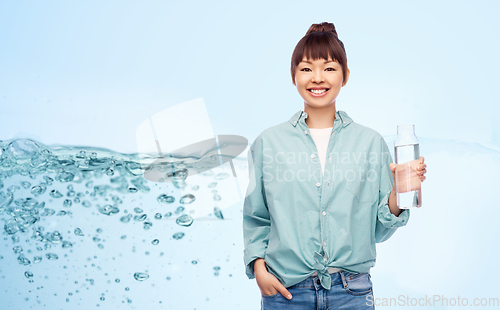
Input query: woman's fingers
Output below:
<box><xmin>275</xmin><ymin>283</ymin><xmax>292</xmax><ymax>300</ymax></box>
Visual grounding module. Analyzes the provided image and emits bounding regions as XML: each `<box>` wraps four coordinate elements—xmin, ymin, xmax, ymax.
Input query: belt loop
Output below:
<box><xmin>340</xmin><ymin>270</ymin><xmax>348</xmax><ymax>289</ymax></box>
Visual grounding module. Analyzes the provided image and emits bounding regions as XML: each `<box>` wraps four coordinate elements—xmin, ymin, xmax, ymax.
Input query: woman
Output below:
<box><xmin>243</xmin><ymin>22</ymin><xmax>427</xmax><ymax>310</ymax></box>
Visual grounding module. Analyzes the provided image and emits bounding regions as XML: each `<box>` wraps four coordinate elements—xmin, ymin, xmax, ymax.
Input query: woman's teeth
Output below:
<box><xmin>310</xmin><ymin>89</ymin><xmax>327</xmax><ymax>94</ymax></box>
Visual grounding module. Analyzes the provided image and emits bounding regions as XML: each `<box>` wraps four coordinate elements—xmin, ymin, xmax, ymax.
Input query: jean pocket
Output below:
<box><xmin>261</xmin><ymin>291</ymin><xmax>281</xmax><ymax>298</ymax></box>
<box><xmin>343</xmin><ymin>272</ymin><xmax>373</xmax><ymax>296</ymax></box>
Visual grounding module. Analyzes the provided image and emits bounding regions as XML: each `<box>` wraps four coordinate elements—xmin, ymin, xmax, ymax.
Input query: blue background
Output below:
<box><xmin>1</xmin><ymin>0</ymin><xmax>499</xmax><ymax>309</ymax></box>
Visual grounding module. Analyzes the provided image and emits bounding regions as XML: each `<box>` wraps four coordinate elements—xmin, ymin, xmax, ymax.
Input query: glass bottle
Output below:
<box><xmin>394</xmin><ymin>125</ymin><xmax>422</xmax><ymax>209</ymax></box>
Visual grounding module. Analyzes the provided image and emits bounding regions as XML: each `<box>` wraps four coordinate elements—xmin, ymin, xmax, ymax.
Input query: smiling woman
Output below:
<box><xmin>243</xmin><ymin>21</ymin><xmax>427</xmax><ymax>310</ymax></box>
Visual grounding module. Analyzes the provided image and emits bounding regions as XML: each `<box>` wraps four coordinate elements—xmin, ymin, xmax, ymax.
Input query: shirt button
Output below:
<box><xmin>316</xmin><ymin>182</ymin><xmax>321</xmax><ymax>187</ymax></box>
<box><xmin>322</xmin><ymin>211</ymin><xmax>326</xmax><ymax>216</ymax></box>
<box><xmin>304</xmin><ymin>130</ymin><xmax>308</xmax><ymax>135</ymax></box>
<box><xmin>327</xmin><ymin>182</ymin><xmax>330</xmax><ymax>186</ymax></box>
<box><xmin>311</xmin><ymin>154</ymin><xmax>315</xmax><ymax>159</ymax></box>
<box><xmin>316</xmin><ymin>279</ymin><xmax>321</xmax><ymax>285</ymax></box>
<box><xmin>324</xmin><ymin>242</ymin><xmax>327</xmax><ymax>246</ymax></box>
<box><xmin>293</xmin><ymin>121</ymin><xmax>297</xmax><ymax>125</ymax></box>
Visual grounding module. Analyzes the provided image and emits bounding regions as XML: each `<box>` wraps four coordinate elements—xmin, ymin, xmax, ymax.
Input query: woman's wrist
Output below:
<box><xmin>253</xmin><ymin>258</ymin><xmax>267</xmax><ymax>275</ymax></box>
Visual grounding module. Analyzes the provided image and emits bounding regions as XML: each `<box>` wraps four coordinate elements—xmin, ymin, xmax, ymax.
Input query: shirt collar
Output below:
<box><xmin>289</xmin><ymin>109</ymin><xmax>353</xmax><ymax>128</ymax></box>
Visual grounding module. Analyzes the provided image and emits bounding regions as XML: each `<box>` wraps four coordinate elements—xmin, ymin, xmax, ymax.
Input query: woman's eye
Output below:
<box><xmin>326</xmin><ymin>68</ymin><xmax>335</xmax><ymax>71</ymax></box>
<box><xmin>301</xmin><ymin>68</ymin><xmax>311</xmax><ymax>72</ymax></box>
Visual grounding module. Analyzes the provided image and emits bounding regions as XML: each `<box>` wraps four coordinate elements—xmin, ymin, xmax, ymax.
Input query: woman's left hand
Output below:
<box><xmin>389</xmin><ymin>156</ymin><xmax>427</xmax><ymax>193</ymax></box>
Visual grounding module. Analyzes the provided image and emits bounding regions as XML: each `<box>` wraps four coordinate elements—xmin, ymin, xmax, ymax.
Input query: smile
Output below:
<box><xmin>307</xmin><ymin>88</ymin><xmax>330</xmax><ymax>97</ymax></box>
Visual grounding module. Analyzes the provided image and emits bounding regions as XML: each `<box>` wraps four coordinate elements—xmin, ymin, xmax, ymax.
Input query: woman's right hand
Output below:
<box><xmin>254</xmin><ymin>258</ymin><xmax>292</xmax><ymax>300</ymax></box>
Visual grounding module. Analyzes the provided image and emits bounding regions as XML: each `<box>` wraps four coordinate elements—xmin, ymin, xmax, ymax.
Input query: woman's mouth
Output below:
<box><xmin>308</xmin><ymin>88</ymin><xmax>330</xmax><ymax>97</ymax></box>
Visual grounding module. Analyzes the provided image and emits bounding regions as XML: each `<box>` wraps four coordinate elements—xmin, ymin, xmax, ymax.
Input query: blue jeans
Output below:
<box><xmin>261</xmin><ymin>270</ymin><xmax>375</xmax><ymax>310</ymax></box>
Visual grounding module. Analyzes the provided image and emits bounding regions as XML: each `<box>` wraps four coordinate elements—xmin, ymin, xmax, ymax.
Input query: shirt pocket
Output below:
<box><xmin>343</xmin><ymin>163</ymin><xmax>378</xmax><ymax>204</ymax></box>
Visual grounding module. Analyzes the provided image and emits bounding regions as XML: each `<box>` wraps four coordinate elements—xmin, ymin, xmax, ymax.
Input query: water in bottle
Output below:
<box><xmin>394</xmin><ymin>125</ymin><xmax>422</xmax><ymax>209</ymax></box>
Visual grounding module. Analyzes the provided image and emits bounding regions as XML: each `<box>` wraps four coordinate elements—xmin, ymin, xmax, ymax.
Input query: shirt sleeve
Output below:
<box><xmin>243</xmin><ymin>136</ymin><xmax>271</xmax><ymax>279</ymax></box>
<box><xmin>375</xmin><ymin>136</ymin><xmax>410</xmax><ymax>243</ymax></box>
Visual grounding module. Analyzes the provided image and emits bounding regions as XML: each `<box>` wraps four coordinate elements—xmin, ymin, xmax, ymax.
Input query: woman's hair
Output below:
<box><xmin>290</xmin><ymin>22</ymin><xmax>348</xmax><ymax>85</ymax></box>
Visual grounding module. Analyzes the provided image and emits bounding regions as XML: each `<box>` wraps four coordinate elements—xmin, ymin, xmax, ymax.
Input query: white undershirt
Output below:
<box><xmin>309</xmin><ymin>127</ymin><xmax>333</xmax><ymax>176</ymax></box>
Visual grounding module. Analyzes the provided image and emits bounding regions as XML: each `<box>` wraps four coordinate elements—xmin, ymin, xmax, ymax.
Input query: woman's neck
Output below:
<box><xmin>304</xmin><ymin>106</ymin><xmax>337</xmax><ymax>129</ymax></box>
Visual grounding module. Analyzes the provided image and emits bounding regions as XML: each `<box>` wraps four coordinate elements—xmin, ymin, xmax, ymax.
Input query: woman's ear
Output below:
<box><xmin>342</xmin><ymin>68</ymin><xmax>350</xmax><ymax>87</ymax></box>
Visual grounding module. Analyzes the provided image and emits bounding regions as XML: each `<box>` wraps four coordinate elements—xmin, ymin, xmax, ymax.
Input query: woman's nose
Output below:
<box><xmin>312</xmin><ymin>71</ymin><xmax>324</xmax><ymax>83</ymax></box>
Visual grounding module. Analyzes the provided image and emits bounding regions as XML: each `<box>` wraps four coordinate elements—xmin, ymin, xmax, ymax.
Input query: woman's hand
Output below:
<box><xmin>389</xmin><ymin>156</ymin><xmax>427</xmax><ymax>193</ymax></box>
<box><xmin>254</xmin><ymin>258</ymin><xmax>292</xmax><ymax>300</ymax></box>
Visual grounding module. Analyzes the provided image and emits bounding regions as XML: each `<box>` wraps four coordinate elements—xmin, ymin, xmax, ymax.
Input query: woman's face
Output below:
<box><xmin>294</xmin><ymin>57</ymin><xmax>349</xmax><ymax>109</ymax></box>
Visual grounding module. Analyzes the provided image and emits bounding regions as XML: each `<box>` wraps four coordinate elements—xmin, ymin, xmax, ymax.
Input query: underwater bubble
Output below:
<box><xmin>120</xmin><ymin>235</ymin><xmax>126</xmax><ymax>240</ymax></box>
<box><xmin>20</xmin><ymin>181</ymin><xmax>31</xmax><ymax>189</ymax></box>
<box><xmin>157</xmin><ymin>194</ymin><xmax>175</xmax><ymax>204</ymax></box>
<box><xmin>82</xmin><ymin>200</ymin><xmax>92</xmax><ymax>208</ymax></box>
<box><xmin>208</xmin><ymin>182</ymin><xmax>217</xmax><ymax>188</ymax></box>
<box><xmin>154</xmin><ymin>213</ymin><xmax>162</xmax><ymax>220</ymax></box>
<box><xmin>44</xmin><ymin>243</ymin><xmax>51</xmax><ymax>250</ymax></box>
<box><xmin>120</xmin><ymin>214</ymin><xmax>132</xmax><ymax>223</ymax></box>
<box><xmin>214</xmin><ymin>172</ymin><xmax>230</xmax><ymax>180</ymax></box>
<box><xmin>191</xmin><ymin>185</ymin><xmax>199</xmax><ymax>190</ymax></box>
<box><xmin>166</xmin><ymin>276</ymin><xmax>171</xmax><ymax>280</ymax></box>
<box><xmin>33</xmin><ymin>256</ymin><xmax>42</xmax><ymax>263</ymax></box>
<box><xmin>63</xmin><ymin>199</ymin><xmax>73</xmax><ymax>207</ymax></box>
<box><xmin>7</xmin><ymin>139</ymin><xmax>40</xmax><ymax>163</ymax></box>
<box><xmin>175</xmin><ymin>214</ymin><xmax>193</xmax><ymax>227</ymax></box>
<box><xmin>50</xmin><ymin>231</ymin><xmax>62</xmax><ymax>243</ymax></box>
<box><xmin>30</xmin><ymin>184</ymin><xmax>46</xmax><ymax>196</ymax></box>
<box><xmin>46</xmin><ymin>253</ymin><xmax>58</xmax><ymax>260</ymax></box>
<box><xmin>17</xmin><ymin>254</ymin><xmax>31</xmax><ymax>265</ymax></box>
<box><xmin>74</xmin><ymin>228</ymin><xmax>84</xmax><ymax>236</ymax></box>
<box><xmin>214</xmin><ymin>206</ymin><xmax>224</xmax><ymax>219</ymax></box>
<box><xmin>133</xmin><ymin>272</ymin><xmax>149</xmax><ymax>281</ymax></box>
<box><xmin>115</xmin><ymin>278</ymin><xmax>120</xmax><ymax>283</ymax></box>
<box><xmin>151</xmin><ymin>239</ymin><xmax>159</xmax><ymax>245</ymax></box>
<box><xmin>57</xmin><ymin>210</ymin><xmax>67</xmax><ymax>216</ymax></box>
<box><xmin>12</xmin><ymin>235</ymin><xmax>20</xmax><ymax>243</ymax></box>
<box><xmin>128</xmin><ymin>187</ymin><xmax>138</xmax><ymax>193</ymax></box>
<box><xmin>41</xmin><ymin>208</ymin><xmax>55</xmax><ymax>216</ymax></box>
<box><xmin>25</xmin><ymin>271</ymin><xmax>33</xmax><ymax>279</ymax></box>
<box><xmin>67</xmin><ymin>190</ymin><xmax>75</xmax><ymax>197</ymax></box>
<box><xmin>55</xmin><ymin>171</ymin><xmax>74</xmax><ymax>183</ymax></box>
<box><xmin>175</xmin><ymin>206</ymin><xmax>185</xmax><ymax>214</ymax></box>
<box><xmin>143</xmin><ymin>222</ymin><xmax>152</xmax><ymax>230</ymax></box>
<box><xmin>213</xmin><ymin>194</ymin><xmax>221</xmax><ymax>201</ymax></box>
<box><xmin>43</xmin><ymin>176</ymin><xmax>54</xmax><ymax>185</ymax></box>
<box><xmin>13</xmin><ymin>246</ymin><xmax>23</xmax><ymax>254</ymax></box>
<box><xmin>179</xmin><ymin>194</ymin><xmax>195</xmax><ymax>204</ymax></box>
<box><xmin>4</xmin><ymin>219</ymin><xmax>19</xmax><ymax>235</ymax></box>
<box><xmin>100</xmin><ymin>297</ymin><xmax>105</xmax><ymax>301</ymax></box>
<box><xmin>62</xmin><ymin>241</ymin><xmax>73</xmax><ymax>249</ymax></box>
<box><xmin>97</xmin><ymin>244</ymin><xmax>104</xmax><ymax>249</ymax></box>
<box><xmin>214</xmin><ymin>272</ymin><xmax>219</xmax><ymax>276</ymax></box>
<box><xmin>134</xmin><ymin>214</ymin><xmax>147</xmax><ymax>221</ymax></box>
<box><xmin>213</xmin><ymin>266</ymin><xmax>221</xmax><ymax>271</ymax></box>
<box><xmin>96</xmin><ymin>228</ymin><xmax>103</xmax><ymax>233</ymax></box>
<box><xmin>93</xmin><ymin>236</ymin><xmax>101</xmax><ymax>243</ymax></box>
<box><xmin>98</xmin><ymin>205</ymin><xmax>119</xmax><ymax>216</ymax></box>
<box><xmin>191</xmin><ymin>260</ymin><xmax>198</xmax><ymax>265</ymax></box>
<box><xmin>164</xmin><ymin>212</ymin><xmax>172</xmax><ymax>218</ymax></box>
<box><xmin>133</xmin><ymin>207</ymin><xmax>143</xmax><ymax>213</ymax></box>
<box><xmin>50</xmin><ymin>190</ymin><xmax>63</xmax><ymax>198</ymax></box>
<box><xmin>67</xmin><ymin>184</ymin><xmax>74</xmax><ymax>190</ymax></box>
<box><xmin>172</xmin><ymin>232</ymin><xmax>185</xmax><ymax>240</ymax></box>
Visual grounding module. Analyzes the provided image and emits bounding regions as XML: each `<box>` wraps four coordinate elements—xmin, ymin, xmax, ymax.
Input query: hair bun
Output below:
<box><xmin>306</xmin><ymin>22</ymin><xmax>339</xmax><ymax>37</ymax></box>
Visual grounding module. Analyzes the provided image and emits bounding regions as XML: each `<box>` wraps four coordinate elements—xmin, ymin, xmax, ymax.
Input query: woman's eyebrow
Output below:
<box><xmin>300</xmin><ymin>60</ymin><xmax>336</xmax><ymax>65</ymax></box>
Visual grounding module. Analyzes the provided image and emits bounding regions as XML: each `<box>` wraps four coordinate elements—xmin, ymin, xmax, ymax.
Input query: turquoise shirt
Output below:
<box><xmin>243</xmin><ymin>109</ymin><xmax>410</xmax><ymax>290</ymax></box>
